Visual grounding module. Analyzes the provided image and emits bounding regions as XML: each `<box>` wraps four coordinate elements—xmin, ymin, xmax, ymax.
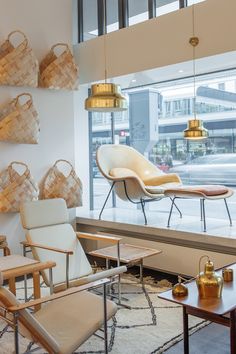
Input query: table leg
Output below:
<box><xmin>230</xmin><ymin>310</ymin><xmax>236</xmax><ymax>354</ymax></box>
<box><xmin>183</xmin><ymin>307</ymin><xmax>189</xmax><ymax>354</ymax></box>
<box><xmin>33</xmin><ymin>271</ymin><xmax>41</xmax><ymax>312</ymax></box>
<box><xmin>8</xmin><ymin>277</ymin><xmax>16</xmax><ymax>295</ymax></box>
<box><xmin>140</xmin><ymin>259</ymin><xmax>143</xmax><ymax>283</ymax></box>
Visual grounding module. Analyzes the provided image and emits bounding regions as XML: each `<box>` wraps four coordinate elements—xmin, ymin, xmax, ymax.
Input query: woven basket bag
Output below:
<box><xmin>39</xmin><ymin>43</ymin><xmax>79</xmax><ymax>90</ymax></box>
<box><xmin>0</xmin><ymin>30</ymin><xmax>38</xmax><ymax>87</ymax></box>
<box><xmin>0</xmin><ymin>162</ymin><xmax>39</xmax><ymax>213</ymax></box>
<box><xmin>0</xmin><ymin>93</ymin><xmax>40</xmax><ymax>144</ymax></box>
<box><xmin>41</xmin><ymin>160</ymin><xmax>82</xmax><ymax>208</ymax></box>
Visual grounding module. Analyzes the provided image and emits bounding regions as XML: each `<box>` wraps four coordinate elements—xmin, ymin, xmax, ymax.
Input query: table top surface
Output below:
<box><xmin>159</xmin><ymin>263</ymin><xmax>236</xmax><ymax>316</ymax></box>
<box><xmin>89</xmin><ymin>243</ymin><xmax>161</xmax><ymax>263</ymax></box>
<box><xmin>0</xmin><ymin>255</ymin><xmax>39</xmax><ymax>271</ymax></box>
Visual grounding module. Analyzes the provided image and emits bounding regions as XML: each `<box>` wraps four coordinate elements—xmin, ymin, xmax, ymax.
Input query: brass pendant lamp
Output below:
<box><xmin>85</xmin><ymin>3</ymin><xmax>127</xmax><ymax>112</ymax></box>
<box><xmin>184</xmin><ymin>2</ymin><xmax>208</xmax><ymax>140</ymax></box>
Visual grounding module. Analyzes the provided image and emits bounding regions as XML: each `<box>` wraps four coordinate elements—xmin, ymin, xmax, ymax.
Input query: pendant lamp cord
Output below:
<box><xmin>103</xmin><ymin>0</ymin><xmax>107</xmax><ymax>83</ymax></box>
<box><xmin>192</xmin><ymin>0</ymin><xmax>197</xmax><ymax>119</ymax></box>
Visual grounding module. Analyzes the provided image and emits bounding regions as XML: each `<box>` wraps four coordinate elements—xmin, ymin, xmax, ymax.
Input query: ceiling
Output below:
<box><xmin>109</xmin><ymin>51</ymin><xmax>236</xmax><ymax>90</ymax></box>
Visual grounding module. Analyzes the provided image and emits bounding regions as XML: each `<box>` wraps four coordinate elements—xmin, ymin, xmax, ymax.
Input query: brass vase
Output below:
<box><xmin>196</xmin><ymin>255</ymin><xmax>223</xmax><ymax>298</ymax></box>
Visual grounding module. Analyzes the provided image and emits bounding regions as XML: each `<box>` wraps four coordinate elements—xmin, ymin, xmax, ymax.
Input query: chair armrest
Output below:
<box><xmin>21</xmin><ymin>241</ymin><xmax>73</xmax><ymax>255</ymax></box>
<box><xmin>8</xmin><ymin>278</ymin><xmax>111</xmax><ymax>312</ymax></box>
<box><xmin>73</xmin><ymin>266</ymin><xmax>127</xmax><ymax>286</ymax></box>
<box><xmin>76</xmin><ymin>232</ymin><xmax>122</xmax><ymax>244</ymax></box>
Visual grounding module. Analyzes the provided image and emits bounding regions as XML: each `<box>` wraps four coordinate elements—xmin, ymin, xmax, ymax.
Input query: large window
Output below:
<box><xmin>89</xmin><ymin>69</ymin><xmax>236</xmax><ymax>220</ymax></box>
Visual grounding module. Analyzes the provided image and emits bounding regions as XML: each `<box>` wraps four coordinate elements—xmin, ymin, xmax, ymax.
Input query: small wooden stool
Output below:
<box><xmin>0</xmin><ymin>235</ymin><xmax>10</xmax><ymax>256</ymax></box>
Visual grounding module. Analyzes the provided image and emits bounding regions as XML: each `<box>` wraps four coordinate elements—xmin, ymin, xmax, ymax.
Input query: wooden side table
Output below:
<box><xmin>90</xmin><ymin>243</ymin><xmax>161</xmax><ymax>307</ymax></box>
<box><xmin>159</xmin><ymin>262</ymin><xmax>236</xmax><ymax>354</ymax></box>
<box><xmin>89</xmin><ymin>243</ymin><xmax>161</xmax><ymax>282</ymax></box>
<box><xmin>0</xmin><ymin>235</ymin><xmax>10</xmax><ymax>256</ymax></box>
<box><xmin>0</xmin><ymin>255</ymin><xmax>56</xmax><ymax>311</ymax></box>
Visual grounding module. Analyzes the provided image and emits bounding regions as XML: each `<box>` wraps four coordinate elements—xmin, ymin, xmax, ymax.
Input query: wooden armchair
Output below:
<box><xmin>20</xmin><ymin>198</ymin><xmax>124</xmax><ymax>293</ymax></box>
<box><xmin>0</xmin><ymin>266</ymin><xmax>126</xmax><ymax>354</ymax></box>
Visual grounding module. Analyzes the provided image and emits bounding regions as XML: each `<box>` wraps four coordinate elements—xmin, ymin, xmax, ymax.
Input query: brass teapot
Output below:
<box><xmin>196</xmin><ymin>255</ymin><xmax>223</xmax><ymax>299</ymax></box>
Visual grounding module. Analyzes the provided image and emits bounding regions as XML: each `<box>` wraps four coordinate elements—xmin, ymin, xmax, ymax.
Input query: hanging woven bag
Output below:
<box><xmin>0</xmin><ymin>93</ymin><xmax>40</xmax><ymax>144</ymax></box>
<box><xmin>39</xmin><ymin>43</ymin><xmax>79</xmax><ymax>90</ymax></box>
<box><xmin>0</xmin><ymin>162</ymin><xmax>39</xmax><ymax>213</ymax></box>
<box><xmin>0</xmin><ymin>30</ymin><xmax>38</xmax><ymax>87</ymax></box>
<box><xmin>41</xmin><ymin>159</ymin><xmax>82</xmax><ymax>208</ymax></box>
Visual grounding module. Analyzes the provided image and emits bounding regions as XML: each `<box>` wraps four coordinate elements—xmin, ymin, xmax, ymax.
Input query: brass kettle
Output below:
<box><xmin>196</xmin><ymin>255</ymin><xmax>223</xmax><ymax>299</ymax></box>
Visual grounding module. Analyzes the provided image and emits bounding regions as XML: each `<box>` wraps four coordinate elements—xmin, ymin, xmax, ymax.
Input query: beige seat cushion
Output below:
<box><xmin>34</xmin><ymin>290</ymin><xmax>117</xmax><ymax>354</ymax></box>
<box><xmin>27</xmin><ymin>224</ymin><xmax>92</xmax><ymax>286</ymax></box>
<box><xmin>164</xmin><ymin>185</ymin><xmax>231</xmax><ymax>198</ymax></box>
<box><xmin>143</xmin><ymin>173</ymin><xmax>181</xmax><ymax>186</ymax></box>
<box><xmin>20</xmin><ymin>198</ymin><xmax>69</xmax><ymax>229</ymax></box>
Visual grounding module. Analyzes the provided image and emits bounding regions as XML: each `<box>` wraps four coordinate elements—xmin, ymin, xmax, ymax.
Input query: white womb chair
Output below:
<box><xmin>0</xmin><ymin>267</ymin><xmax>126</xmax><ymax>354</ymax></box>
<box><xmin>96</xmin><ymin>144</ymin><xmax>182</xmax><ymax>224</ymax></box>
<box><xmin>20</xmin><ymin>198</ymin><xmax>126</xmax><ymax>293</ymax></box>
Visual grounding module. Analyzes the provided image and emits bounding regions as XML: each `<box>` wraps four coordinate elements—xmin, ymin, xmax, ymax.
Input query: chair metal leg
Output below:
<box><xmin>167</xmin><ymin>197</ymin><xmax>176</xmax><ymax>228</ymax></box>
<box><xmin>99</xmin><ymin>182</ymin><xmax>115</xmax><ymax>220</ymax></box>
<box><xmin>170</xmin><ymin>197</ymin><xmax>182</xmax><ymax>218</ymax></box>
<box><xmin>140</xmin><ymin>199</ymin><xmax>147</xmax><ymax>225</ymax></box>
<box><xmin>224</xmin><ymin>198</ymin><xmax>233</xmax><ymax>226</ymax></box>
<box><xmin>66</xmin><ymin>253</ymin><xmax>70</xmax><ymax>288</ymax></box>
<box><xmin>14</xmin><ymin>312</ymin><xmax>19</xmax><ymax>354</ymax></box>
<box><xmin>23</xmin><ymin>244</ymin><xmax>28</xmax><ymax>302</ymax></box>
<box><xmin>200</xmin><ymin>199</ymin><xmax>203</xmax><ymax>221</ymax></box>
<box><xmin>202</xmin><ymin>199</ymin><xmax>206</xmax><ymax>232</ymax></box>
<box><xmin>103</xmin><ymin>283</ymin><xmax>108</xmax><ymax>354</ymax></box>
<box><xmin>49</xmin><ymin>268</ymin><xmax>54</xmax><ymax>295</ymax></box>
<box><xmin>117</xmin><ymin>242</ymin><xmax>121</xmax><ymax>305</ymax></box>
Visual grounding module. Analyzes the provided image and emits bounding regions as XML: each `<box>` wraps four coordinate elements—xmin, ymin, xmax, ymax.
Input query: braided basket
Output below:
<box><xmin>39</xmin><ymin>43</ymin><xmax>79</xmax><ymax>90</ymax></box>
<box><xmin>0</xmin><ymin>162</ymin><xmax>39</xmax><ymax>213</ymax></box>
<box><xmin>0</xmin><ymin>93</ymin><xmax>40</xmax><ymax>144</ymax></box>
<box><xmin>41</xmin><ymin>159</ymin><xmax>82</xmax><ymax>208</ymax></box>
<box><xmin>0</xmin><ymin>30</ymin><xmax>38</xmax><ymax>87</ymax></box>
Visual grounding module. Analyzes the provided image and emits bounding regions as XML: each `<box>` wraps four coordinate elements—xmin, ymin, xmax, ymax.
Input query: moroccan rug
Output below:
<box><xmin>0</xmin><ymin>274</ymin><xmax>209</xmax><ymax>354</ymax></box>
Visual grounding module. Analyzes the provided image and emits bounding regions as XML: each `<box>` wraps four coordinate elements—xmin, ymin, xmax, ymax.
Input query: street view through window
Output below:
<box><xmin>90</xmin><ymin>69</ymin><xmax>236</xmax><ymax>220</ymax></box>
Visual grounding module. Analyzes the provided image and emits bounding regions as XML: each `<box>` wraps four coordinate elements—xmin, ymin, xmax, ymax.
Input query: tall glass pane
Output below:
<box><xmin>188</xmin><ymin>0</ymin><xmax>206</xmax><ymax>5</ymax></box>
<box><xmin>83</xmin><ymin>0</ymin><xmax>98</xmax><ymax>40</ymax></box>
<box><xmin>107</xmin><ymin>0</ymin><xmax>119</xmax><ymax>33</ymax></box>
<box><xmin>156</xmin><ymin>0</ymin><xmax>179</xmax><ymax>16</ymax></box>
<box><xmin>129</xmin><ymin>0</ymin><xmax>148</xmax><ymax>26</ymax></box>
<box><xmin>91</xmin><ymin>112</ymin><xmax>113</xmax><ymax>210</ymax></box>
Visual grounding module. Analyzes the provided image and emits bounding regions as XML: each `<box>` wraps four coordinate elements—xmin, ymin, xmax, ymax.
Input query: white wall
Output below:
<box><xmin>74</xmin><ymin>87</ymin><xmax>90</xmax><ymax>212</ymax></box>
<box><xmin>0</xmin><ymin>0</ymin><xmax>75</xmax><ymax>253</ymax></box>
<box><xmin>75</xmin><ymin>0</ymin><xmax>236</xmax><ymax>84</ymax></box>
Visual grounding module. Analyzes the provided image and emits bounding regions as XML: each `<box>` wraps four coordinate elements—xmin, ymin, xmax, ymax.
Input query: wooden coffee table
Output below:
<box><xmin>0</xmin><ymin>255</ymin><xmax>56</xmax><ymax>310</ymax></box>
<box><xmin>159</xmin><ymin>263</ymin><xmax>236</xmax><ymax>354</ymax></box>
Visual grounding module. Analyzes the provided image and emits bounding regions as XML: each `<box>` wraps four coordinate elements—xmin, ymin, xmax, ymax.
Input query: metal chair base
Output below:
<box><xmin>167</xmin><ymin>196</ymin><xmax>233</xmax><ymax>233</ymax></box>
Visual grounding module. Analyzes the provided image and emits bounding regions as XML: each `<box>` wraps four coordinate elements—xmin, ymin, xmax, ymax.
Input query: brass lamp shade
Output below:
<box><xmin>184</xmin><ymin>119</ymin><xmax>208</xmax><ymax>140</ymax></box>
<box><xmin>85</xmin><ymin>83</ymin><xmax>128</xmax><ymax>112</ymax></box>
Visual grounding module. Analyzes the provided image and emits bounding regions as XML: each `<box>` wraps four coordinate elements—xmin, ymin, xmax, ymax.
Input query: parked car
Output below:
<box><xmin>168</xmin><ymin>153</ymin><xmax>236</xmax><ymax>186</ymax></box>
